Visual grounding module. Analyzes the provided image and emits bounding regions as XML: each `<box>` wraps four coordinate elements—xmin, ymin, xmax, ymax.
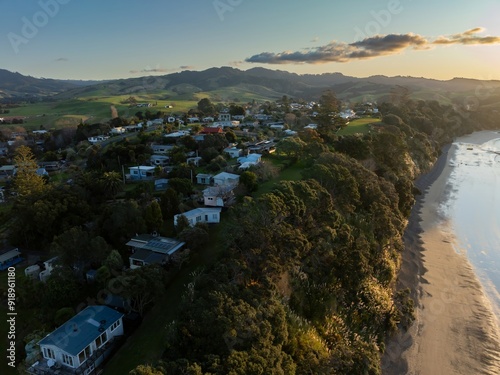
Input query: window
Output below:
<box><xmin>212</xmin><ymin>214</ymin><xmax>218</xmax><ymax>220</ymax></box>
<box><xmin>43</xmin><ymin>347</ymin><xmax>55</xmax><ymax>360</ymax></box>
<box><xmin>196</xmin><ymin>216</ymin><xmax>201</xmax><ymax>222</ymax></box>
<box><xmin>78</xmin><ymin>345</ymin><xmax>92</xmax><ymax>365</ymax></box>
<box><xmin>110</xmin><ymin>320</ymin><xmax>120</xmax><ymax>332</ymax></box>
<box><xmin>62</xmin><ymin>353</ymin><xmax>74</xmax><ymax>367</ymax></box>
<box><xmin>95</xmin><ymin>331</ymin><xmax>107</xmax><ymax>348</ymax></box>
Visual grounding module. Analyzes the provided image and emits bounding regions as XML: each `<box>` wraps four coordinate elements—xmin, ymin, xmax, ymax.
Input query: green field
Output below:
<box><xmin>337</xmin><ymin>117</ymin><xmax>381</xmax><ymax>136</ymax></box>
<box><xmin>3</xmin><ymin>96</ymin><xmax>199</xmax><ymax>131</ymax></box>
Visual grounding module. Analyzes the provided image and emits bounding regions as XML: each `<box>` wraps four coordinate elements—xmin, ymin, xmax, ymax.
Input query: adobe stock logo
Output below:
<box><xmin>213</xmin><ymin>0</ymin><xmax>243</xmax><ymax>21</ymax></box>
<box><xmin>7</xmin><ymin>0</ymin><xmax>71</xmax><ymax>54</ymax></box>
<box><xmin>353</xmin><ymin>0</ymin><xmax>405</xmax><ymax>41</ymax></box>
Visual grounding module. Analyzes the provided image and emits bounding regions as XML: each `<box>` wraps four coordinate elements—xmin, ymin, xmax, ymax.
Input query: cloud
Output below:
<box><xmin>311</xmin><ymin>36</ymin><xmax>320</xmax><ymax>43</ymax></box>
<box><xmin>433</xmin><ymin>27</ymin><xmax>500</xmax><ymax>45</ymax></box>
<box><xmin>55</xmin><ymin>57</ymin><xmax>68</xmax><ymax>62</ymax></box>
<box><xmin>246</xmin><ymin>28</ymin><xmax>500</xmax><ymax>65</ymax></box>
<box><xmin>129</xmin><ymin>67</ymin><xmax>174</xmax><ymax>74</ymax></box>
<box><xmin>179</xmin><ymin>65</ymin><xmax>195</xmax><ymax>70</ymax></box>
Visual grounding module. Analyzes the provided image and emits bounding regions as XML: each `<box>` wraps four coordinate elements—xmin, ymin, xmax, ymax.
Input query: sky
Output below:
<box><xmin>1</xmin><ymin>0</ymin><xmax>500</xmax><ymax>81</ymax></box>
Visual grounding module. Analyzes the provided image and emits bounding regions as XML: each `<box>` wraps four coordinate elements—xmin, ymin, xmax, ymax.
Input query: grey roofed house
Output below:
<box><xmin>28</xmin><ymin>305</ymin><xmax>124</xmax><ymax>375</ymax></box>
<box><xmin>127</xmin><ymin>234</ymin><xmax>185</xmax><ymax>269</ymax></box>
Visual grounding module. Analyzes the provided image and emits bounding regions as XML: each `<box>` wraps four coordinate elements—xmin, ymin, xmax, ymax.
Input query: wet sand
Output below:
<box><xmin>383</xmin><ymin>132</ymin><xmax>500</xmax><ymax>374</ymax></box>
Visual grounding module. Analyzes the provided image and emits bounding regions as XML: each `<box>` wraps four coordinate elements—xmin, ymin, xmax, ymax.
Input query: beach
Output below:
<box><xmin>383</xmin><ymin>131</ymin><xmax>500</xmax><ymax>374</ymax></box>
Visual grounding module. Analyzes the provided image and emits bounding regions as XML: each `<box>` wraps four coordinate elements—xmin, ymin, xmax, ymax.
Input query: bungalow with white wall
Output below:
<box><xmin>151</xmin><ymin>144</ymin><xmax>175</xmax><ymax>154</ymax></box>
<box><xmin>224</xmin><ymin>147</ymin><xmax>242</xmax><ymax>158</ymax></box>
<box><xmin>150</xmin><ymin>155</ymin><xmax>170</xmax><ymax>167</ymax></box>
<box><xmin>174</xmin><ymin>207</ymin><xmax>222</xmax><ymax>226</ymax></box>
<box><xmin>128</xmin><ymin>166</ymin><xmax>156</xmax><ymax>180</ymax></box>
<box><xmin>203</xmin><ymin>185</ymin><xmax>236</xmax><ymax>207</ymax></box>
<box><xmin>196</xmin><ymin>173</ymin><xmax>213</xmax><ymax>185</ymax></box>
<box><xmin>213</xmin><ymin>172</ymin><xmax>240</xmax><ymax>187</ymax></box>
<box><xmin>237</xmin><ymin>153</ymin><xmax>262</xmax><ymax>169</ymax></box>
<box><xmin>28</xmin><ymin>305</ymin><xmax>124</xmax><ymax>375</ymax></box>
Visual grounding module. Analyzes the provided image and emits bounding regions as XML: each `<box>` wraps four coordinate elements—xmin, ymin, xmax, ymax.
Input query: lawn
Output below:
<box><xmin>337</xmin><ymin>117</ymin><xmax>381</xmax><ymax>136</ymax></box>
<box><xmin>255</xmin><ymin>155</ymin><xmax>305</xmax><ymax>197</ymax></box>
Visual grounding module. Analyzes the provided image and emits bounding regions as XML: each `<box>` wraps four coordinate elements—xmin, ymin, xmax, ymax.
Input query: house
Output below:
<box><xmin>218</xmin><ymin>113</ymin><xmax>231</xmax><ymax>122</ymax></box>
<box><xmin>186</xmin><ymin>156</ymin><xmax>202</xmax><ymax>166</ymax></box>
<box><xmin>224</xmin><ymin>147</ymin><xmax>242</xmax><ymax>158</ymax></box>
<box><xmin>39</xmin><ymin>256</ymin><xmax>60</xmax><ymax>282</ymax></box>
<box><xmin>28</xmin><ymin>305</ymin><xmax>124</xmax><ymax>375</ymax></box>
<box><xmin>237</xmin><ymin>153</ymin><xmax>262</xmax><ymax>169</ymax></box>
<box><xmin>187</xmin><ymin>117</ymin><xmax>200</xmax><ymax>123</ymax></box>
<box><xmin>151</xmin><ymin>144</ymin><xmax>175</xmax><ymax>154</ymax></box>
<box><xmin>127</xmin><ymin>234</ymin><xmax>185</xmax><ymax>269</ymax></box>
<box><xmin>269</xmin><ymin>123</ymin><xmax>285</xmax><ymax>130</ymax></box>
<box><xmin>150</xmin><ymin>155</ymin><xmax>170</xmax><ymax>167</ymax></box>
<box><xmin>202</xmin><ymin>116</ymin><xmax>215</xmax><ymax>122</ymax></box>
<box><xmin>304</xmin><ymin>123</ymin><xmax>318</xmax><ymax>129</ymax></box>
<box><xmin>200</xmin><ymin>126</ymin><xmax>223</xmax><ymax>135</ymax></box>
<box><xmin>36</xmin><ymin>168</ymin><xmax>49</xmax><ymax>177</ymax></box>
<box><xmin>110</xmin><ymin>127</ymin><xmax>126</xmax><ymax>135</ymax></box>
<box><xmin>0</xmin><ymin>247</ymin><xmax>23</xmax><ymax>271</ymax></box>
<box><xmin>174</xmin><ymin>207</ymin><xmax>222</xmax><ymax>226</ymax></box>
<box><xmin>128</xmin><ymin>166</ymin><xmax>156</xmax><ymax>180</ymax></box>
<box><xmin>196</xmin><ymin>173</ymin><xmax>213</xmax><ymax>185</ymax></box>
<box><xmin>0</xmin><ymin>142</ymin><xmax>9</xmax><ymax>156</ymax></box>
<box><xmin>164</xmin><ymin>131</ymin><xmax>189</xmax><ymax>138</ymax></box>
<box><xmin>154</xmin><ymin>178</ymin><xmax>169</xmax><ymax>191</ymax></box>
<box><xmin>203</xmin><ymin>185</ymin><xmax>236</xmax><ymax>207</ymax></box>
<box><xmin>213</xmin><ymin>172</ymin><xmax>240</xmax><ymax>187</ymax></box>
<box><xmin>88</xmin><ymin>136</ymin><xmax>109</xmax><ymax>144</ymax></box>
<box><xmin>232</xmin><ymin>115</ymin><xmax>245</xmax><ymax>121</ymax></box>
<box><xmin>0</xmin><ymin>165</ymin><xmax>16</xmax><ymax>178</ymax></box>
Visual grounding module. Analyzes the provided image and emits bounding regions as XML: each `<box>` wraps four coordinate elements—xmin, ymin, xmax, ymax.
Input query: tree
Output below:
<box><xmin>197</xmin><ymin>98</ymin><xmax>215</xmax><ymax>115</ymax></box>
<box><xmin>144</xmin><ymin>200</ymin><xmax>163</xmax><ymax>233</ymax></box>
<box><xmin>159</xmin><ymin>188</ymin><xmax>181</xmax><ymax>220</ymax></box>
<box><xmin>229</xmin><ymin>104</ymin><xmax>245</xmax><ymax>117</ymax></box>
<box><xmin>13</xmin><ymin>145</ymin><xmax>46</xmax><ymax>198</ymax></box>
<box><xmin>276</xmin><ymin>137</ymin><xmax>306</xmax><ymax>160</ymax></box>
<box><xmin>239</xmin><ymin>171</ymin><xmax>258</xmax><ymax>193</ymax></box>
<box><xmin>178</xmin><ymin>224</ymin><xmax>209</xmax><ymax>251</ymax></box>
<box><xmin>100</xmin><ymin>171</ymin><xmax>123</xmax><ymax>200</ymax></box>
<box><xmin>169</xmin><ymin>178</ymin><xmax>193</xmax><ymax>197</ymax></box>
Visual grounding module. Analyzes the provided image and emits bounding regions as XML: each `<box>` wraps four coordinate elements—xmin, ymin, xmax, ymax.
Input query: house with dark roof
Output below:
<box><xmin>200</xmin><ymin>126</ymin><xmax>223</xmax><ymax>134</ymax></box>
<box><xmin>126</xmin><ymin>234</ymin><xmax>185</xmax><ymax>269</ymax></box>
<box><xmin>27</xmin><ymin>305</ymin><xmax>124</xmax><ymax>375</ymax></box>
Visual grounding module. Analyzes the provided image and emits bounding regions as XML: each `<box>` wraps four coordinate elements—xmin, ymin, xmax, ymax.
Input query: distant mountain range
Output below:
<box><xmin>2</xmin><ymin>67</ymin><xmax>500</xmax><ymax>103</ymax></box>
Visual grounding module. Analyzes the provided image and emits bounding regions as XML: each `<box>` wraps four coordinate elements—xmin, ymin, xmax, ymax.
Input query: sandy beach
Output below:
<box><xmin>383</xmin><ymin>131</ymin><xmax>500</xmax><ymax>374</ymax></box>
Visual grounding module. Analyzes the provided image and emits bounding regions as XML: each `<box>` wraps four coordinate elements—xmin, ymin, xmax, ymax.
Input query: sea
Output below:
<box><xmin>439</xmin><ymin>131</ymin><xmax>500</xmax><ymax>322</ymax></box>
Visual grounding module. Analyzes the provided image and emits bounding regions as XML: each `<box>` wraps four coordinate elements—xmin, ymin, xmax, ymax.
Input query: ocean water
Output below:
<box><xmin>440</xmin><ymin>132</ymin><xmax>500</xmax><ymax>321</ymax></box>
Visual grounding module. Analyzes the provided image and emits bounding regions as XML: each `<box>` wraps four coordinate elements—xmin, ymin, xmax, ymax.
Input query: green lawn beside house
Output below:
<box><xmin>337</xmin><ymin>117</ymin><xmax>381</xmax><ymax>136</ymax></box>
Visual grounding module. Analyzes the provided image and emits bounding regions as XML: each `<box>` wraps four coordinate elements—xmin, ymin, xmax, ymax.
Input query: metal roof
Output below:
<box><xmin>38</xmin><ymin>306</ymin><xmax>123</xmax><ymax>356</ymax></box>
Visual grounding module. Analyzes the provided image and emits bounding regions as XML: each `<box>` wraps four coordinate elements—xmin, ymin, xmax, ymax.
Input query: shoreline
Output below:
<box><xmin>383</xmin><ymin>131</ymin><xmax>500</xmax><ymax>374</ymax></box>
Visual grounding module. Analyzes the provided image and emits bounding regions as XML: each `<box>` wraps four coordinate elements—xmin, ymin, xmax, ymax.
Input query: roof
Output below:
<box><xmin>196</xmin><ymin>173</ymin><xmax>213</xmax><ymax>179</ymax></box>
<box><xmin>38</xmin><ymin>306</ymin><xmax>123</xmax><ymax>356</ymax></box>
<box><xmin>213</xmin><ymin>172</ymin><xmax>240</xmax><ymax>181</ymax></box>
<box><xmin>129</xmin><ymin>166</ymin><xmax>155</xmax><ymax>171</ymax></box>
<box><xmin>126</xmin><ymin>235</ymin><xmax>185</xmax><ymax>255</ymax></box>
<box><xmin>0</xmin><ymin>165</ymin><xmax>16</xmax><ymax>172</ymax></box>
<box><xmin>179</xmin><ymin>207</ymin><xmax>222</xmax><ymax>218</ymax></box>
<box><xmin>0</xmin><ymin>248</ymin><xmax>21</xmax><ymax>263</ymax></box>
<box><xmin>201</xmin><ymin>127</ymin><xmax>223</xmax><ymax>134</ymax></box>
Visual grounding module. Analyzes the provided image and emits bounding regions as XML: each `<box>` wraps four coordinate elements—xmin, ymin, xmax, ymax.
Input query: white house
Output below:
<box><xmin>128</xmin><ymin>166</ymin><xmax>156</xmax><ymax>180</ymax></box>
<box><xmin>110</xmin><ymin>127</ymin><xmax>126</xmax><ymax>135</ymax></box>
<box><xmin>150</xmin><ymin>155</ymin><xmax>170</xmax><ymax>167</ymax></box>
<box><xmin>196</xmin><ymin>173</ymin><xmax>213</xmax><ymax>185</ymax></box>
<box><xmin>28</xmin><ymin>306</ymin><xmax>124</xmax><ymax>375</ymax></box>
<box><xmin>174</xmin><ymin>207</ymin><xmax>222</xmax><ymax>227</ymax></box>
<box><xmin>218</xmin><ymin>113</ymin><xmax>231</xmax><ymax>122</ymax></box>
<box><xmin>202</xmin><ymin>116</ymin><xmax>215</xmax><ymax>122</ymax></box>
<box><xmin>203</xmin><ymin>185</ymin><xmax>235</xmax><ymax>207</ymax></box>
<box><xmin>151</xmin><ymin>144</ymin><xmax>175</xmax><ymax>154</ymax></box>
<box><xmin>213</xmin><ymin>172</ymin><xmax>240</xmax><ymax>187</ymax></box>
<box><xmin>0</xmin><ymin>248</ymin><xmax>23</xmax><ymax>271</ymax></box>
<box><xmin>127</xmin><ymin>234</ymin><xmax>185</xmax><ymax>269</ymax></box>
<box><xmin>304</xmin><ymin>123</ymin><xmax>318</xmax><ymax>129</ymax></box>
<box><xmin>187</xmin><ymin>117</ymin><xmax>200</xmax><ymax>123</ymax></box>
<box><xmin>224</xmin><ymin>147</ymin><xmax>242</xmax><ymax>158</ymax></box>
<box><xmin>237</xmin><ymin>153</ymin><xmax>262</xmax><ymax>169</ymax></box>
<box><xmin>38</xmin><ymin>256</ymin><xmax>59</xmax><ymax>282</ymax></box>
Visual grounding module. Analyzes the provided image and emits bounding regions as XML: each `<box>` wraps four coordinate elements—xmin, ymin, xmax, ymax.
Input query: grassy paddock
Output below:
<box><xmin>337</xmin><ymin>117</ymin><xmax>381</xmax><ymax>136</ymax></box>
